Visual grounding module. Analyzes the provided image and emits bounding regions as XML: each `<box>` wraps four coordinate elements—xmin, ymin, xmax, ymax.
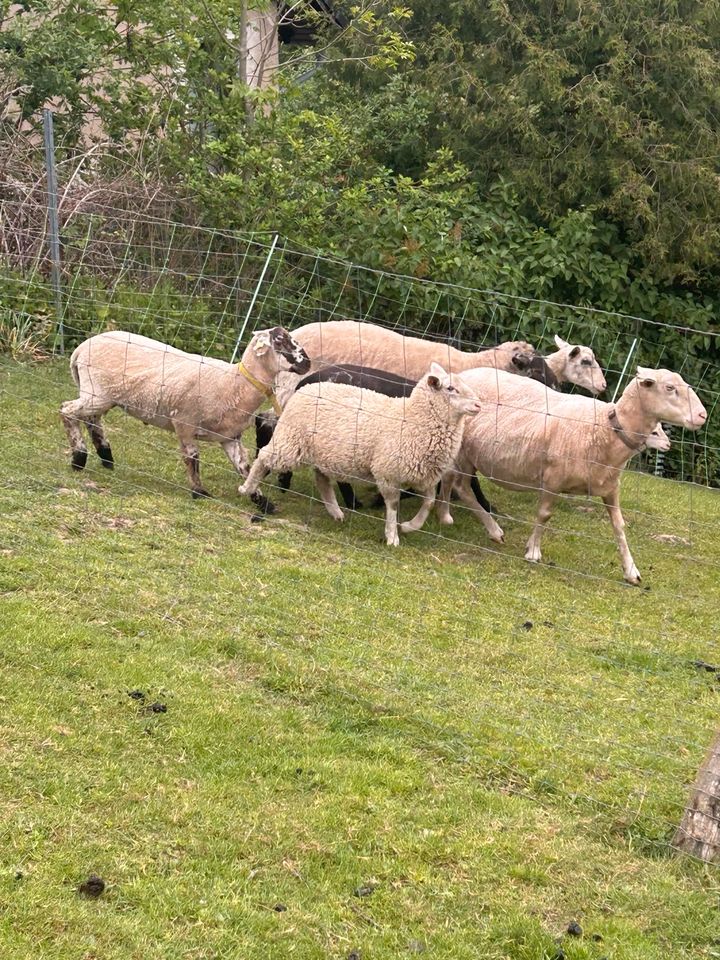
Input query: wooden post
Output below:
<box><xmin>43</xmin><ymin>107</ymin><xmax>64</xmax><ymax>354</ymax></box>
<box><xmin>673</xmin><ymin>730</ymin><xmax>720</xmax><ymax>862</ymax></box>
<box><xmin>247</xmin><ymin>3</ymin><xmax>278</xmax><ymax>102</ymax></box>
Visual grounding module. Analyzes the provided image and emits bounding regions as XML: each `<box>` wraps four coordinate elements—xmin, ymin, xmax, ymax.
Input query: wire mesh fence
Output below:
<box><xmin>2</xmin><ymin>181</ymin><xmax>719</xmax><ymax>484</ymax></box>
<box><xmin>1</xmin><ymin>172</ymin><xmax>720</xmax><ymax>868</ymax></box>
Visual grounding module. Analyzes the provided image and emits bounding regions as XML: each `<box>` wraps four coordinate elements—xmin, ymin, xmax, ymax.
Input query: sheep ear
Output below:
<box><xmin>427</xmin><ymin>374</ymin><xmax>441</xmax><ymax>390</ymax></box>
<box><xmin>635</xmin><ymin>366</ymin><xmax>656</xmax><ymax>387</ymax></box>
<box><xmin>429</xmin><ymin>361</ymin><xmax>447</xmax><ymax>379</ymax></box>
<box><xmin>569</xmin><ymin>345</ymin><xmax>580</xmax><ymax>359</ymax></box>
<box><xmin>554</xmin><ymin>334</ymin><xmax>570</xmax><ymax>350</ymax></box>
<box><xmin>252</xmin><ymin>330</ymin><xmax>272</xmax><ymax>356</ymax></box>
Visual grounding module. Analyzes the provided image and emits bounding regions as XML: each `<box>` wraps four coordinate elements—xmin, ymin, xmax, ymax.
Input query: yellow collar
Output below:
<box><xmin>237</xmin><ymin>361</ymin><xmax>282</xmax><ymax>415</ymax></box>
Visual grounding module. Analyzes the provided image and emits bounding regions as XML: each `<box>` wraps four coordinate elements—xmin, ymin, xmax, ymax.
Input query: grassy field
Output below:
<box><xmin>1</xmin><ymin>356</ymin><xmax>719</xmax><ymax>960</ymax></box>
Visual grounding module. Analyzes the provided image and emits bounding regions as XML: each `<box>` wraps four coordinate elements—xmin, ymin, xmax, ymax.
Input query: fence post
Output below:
<box><xmin>673</xmin><ymin>730</ymin><xmax>720</xmax><ymax>862</ymax></box>
<box><xmin>231</xmin><ymin>233</ymin><xmax>279</xmax><ymax>363</ymax></box>
<box><xmin>43</xmin><ymin>107</ymin><xmax>64</xmax><ymax>355</ymax></box>
<box><xmin>611</xmin><ymin>338</ymin><xmax>638</xmax><ymax>404</ymax></box>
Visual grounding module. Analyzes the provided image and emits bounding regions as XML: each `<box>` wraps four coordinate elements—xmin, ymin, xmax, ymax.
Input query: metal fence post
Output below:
<box><xmin>231</xmin><ymin>233</ymin><xmax>279</xmax><ymax>363</ymax></box>
<box><xmin>611</xmin><ymin>337</ymin><xmax>638</xmax><ymax>404</ymax></box>
<box><xmin>43</xmin><ymin>108</ymin><xmax>64</xmax><ymax>354</ymax></box>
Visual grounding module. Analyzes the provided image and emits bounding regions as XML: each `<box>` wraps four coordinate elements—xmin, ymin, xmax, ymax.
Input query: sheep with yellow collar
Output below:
<box><xmin>60</xmin><ymin>327</ymin><xmax>310</xmax><ymax>498</ymax></box>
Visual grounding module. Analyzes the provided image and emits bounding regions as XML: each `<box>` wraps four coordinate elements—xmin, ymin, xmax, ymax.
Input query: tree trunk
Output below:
<box><xmin>674</xmin><ymin>730</ymin><xmax>720</xmax><ymax>862</ymax></box>
<box><xmin>238</xmin><ymin>2</ymin><xmax>253</xmax><ymax>127</ymax></box>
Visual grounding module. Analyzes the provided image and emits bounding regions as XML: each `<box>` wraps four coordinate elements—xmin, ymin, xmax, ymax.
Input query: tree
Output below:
<box><xmin>385</xmin><ymin>0</ymin><xmax>720</xmax><ymax>290</ymax></box>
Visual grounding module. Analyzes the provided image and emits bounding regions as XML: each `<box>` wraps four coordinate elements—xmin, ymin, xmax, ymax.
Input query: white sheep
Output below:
<box><xmin>435</xmin><ymin>366</ymin><xmax>707</xmax><ymax>583</ymax></box>
<box><xmin>239</xmin><ymin>362</ymin><xmax>482</xmax><ymax>546</ymax></box>
<box><xmin>544</xmin><ymin>335</ymin><xmax>607</xmax><ymax>394</ymax></box>
<box><xmin>275</xmin><ymin>320</ymin><xmax>537</xmax><ymax>406</ymax></box>
<box><xmin>60</xmin><ymin>327</ymin><xmax>310</xmax><ymax>498</ymax></box>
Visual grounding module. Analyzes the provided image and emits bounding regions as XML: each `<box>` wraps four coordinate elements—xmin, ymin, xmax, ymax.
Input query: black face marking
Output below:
<box><xmin>269</xmin><ymin>327</ymin><xmax>311</xmax><ymax>374</ymax></box>
<box><xmin>511</xmin><ymin>353</ymin><xmax>532</xmax><ymax>371</ymax></box>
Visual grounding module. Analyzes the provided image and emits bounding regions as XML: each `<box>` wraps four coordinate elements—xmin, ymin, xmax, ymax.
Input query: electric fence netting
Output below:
<box><xmin>1</xmin><ymin>177</ymin><xmax>720</xmax><ymax>875</ymax></box>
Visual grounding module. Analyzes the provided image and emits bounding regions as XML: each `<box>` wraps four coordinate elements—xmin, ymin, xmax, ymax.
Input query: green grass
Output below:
<box><xmin>1</xmin><ymin>357</ymin><xmax>720</xmax><ymax>960</ymax></box>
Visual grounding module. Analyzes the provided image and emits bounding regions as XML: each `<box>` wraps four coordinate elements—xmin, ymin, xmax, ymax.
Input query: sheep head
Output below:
<box><xmin>425</xmin><ymin>363</ymin><xmax>482</xmax><ymax>415</ymax></box>
<box><xmin>553</xmin><ymin>334</ymin><xmax>607</xmax><ymax>395</ymax></box>
<box><xmin>634</xmin><ymin>367</ymin><xmax>707</xmax><ymax>431</ymax></box>
<box><xmin>252</xmin><ymin>327</ymin><xmax>311</xmax><ymax>375</ymax></box>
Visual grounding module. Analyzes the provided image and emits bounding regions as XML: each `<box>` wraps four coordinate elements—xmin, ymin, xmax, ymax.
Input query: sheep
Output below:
<box><xmin>255</xmin><ymin>363</ymin><xmax>495</xmax><ymax>513</ymax></box>
<box><xmin>60</xmin><ymin>327</ymin><xmax>310</xmax><ymax>498</ymax></box>
<box><xmin>274</xmin><ymin>320</ymin><xmax>537</xmax><ymax>406</ymax></box>
<box><xmin>645</xmin><ymin>423</ymin><xmax>671</xmax><ymax>452</ymax></box>
<box><xmin>239</xmin><ymin>362</ymin><xmax>483</xmax><ymax>546</ymax></box>
<box><xmin>256</xmin><ymin>363</ymin><xmax>419</xmax><ymax>510</ymax></box>
<box><xmin>536</xmin><ymin>335</ymin><xmax>606</xmax><ymax>394</ymax></box>
<box><xmin>435</xmin><ymin>366</ymin><xmax>706</xmax><ymax>583</ymax></box>
<box><xmin>259</xmin><ymin>336</ymin><xmax>606</xmax><ymax>510</ymax></box>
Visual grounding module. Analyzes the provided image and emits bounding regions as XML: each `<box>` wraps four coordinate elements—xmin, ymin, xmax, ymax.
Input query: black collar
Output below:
<box><xmin>608</xmin><ymin>408</ymin><xmax>645</xmax><ymax>451</ymax></box>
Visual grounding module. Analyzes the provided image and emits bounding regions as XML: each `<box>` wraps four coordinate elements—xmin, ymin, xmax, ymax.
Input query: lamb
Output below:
<box><xmin>435</xmin><ymin>366</ymin><xmax>706</xmax><ymax>583</ymax></box>
<box><xmin>274</xmin><ymin>320</ymin><xmax>537</xmax><ymax>406</ymax></box>
<box><xmin>255</xmin><ymin>363</ymin><xmax>419</xmax><ymax>509</ymax></box>
<box><xmin>239</xmin><ymin>362</ymin><xmax>482</xmax><ymax>546</ymax></box>
<box><xmin>60</xmin><ymin>327</ymin><xmax>310</xmax><ymax>498</ymax></box>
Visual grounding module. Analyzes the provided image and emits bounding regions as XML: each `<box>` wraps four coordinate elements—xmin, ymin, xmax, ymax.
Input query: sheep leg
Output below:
<box><xmin>221</xmin><ymin>438</ymin><xmax>250</xmax><ymax>478</ymax></box>
<box><xmin>436</xmin><ymin>470</ymin><xmax>457</xmax><ymax>525</ymax></box>
<box><xmin>60</xmin><ymin>397</ymin><xmax>112</xmax><ymax>471</ymax></box>
<box><xmin>602</xmin><ymin>488</ymin><xmax>641</xmax><ymax>585</ymax></box>
<box><xmin>86</xmin><ymin>416</ymin><xmax>114</xmax><ymax>469</ymax></box>
<box><xmin>377</xmin><ymin>482</ymin><xmax>401</xmax><ymax>547</ymax></box>
<box><xmin>238</xmin><ymin>450</ymin><xmax>277</xmax><ymax>514</ymax></box>
<box><xmin>314</xmin><ymin>470</ymin><xmax>344</xmax><ymax>522</ymax></box>
<box><xmin>338</xmin><ymin>482</ymin><xmax>363</xmax><ymax>510</ymax></box>
<box><xmin>399</xmin><ymin>485</ymin><xmax>436</xmax><ymax>534</ymax></box>
<box><xmin>179</xmin><ymin>441</ymin><xmax>211</xmax><ymax>499</ymax></box>
<box><xmin>60</xmin><ymin>401</ymin><xmax>88</xmax><ymax>470</ymax></box>
<box><xmin>278</xmin><ymin>471</ymin><xmax>292</xmax><ymax>491</ymax></box>
<box><xmin>524</xmin><ymin>490</ymin><xmax>557</xmax><ymax>563</ymax></box>
<box><xmin>451</xmin><ymin>473</ymin><xmax>505</xmax><ymax>542</ymax></box>
<box><xmin>470</xmin><ymin>475</ymin><xmax>494</xmax><ymax>513</ymax></box>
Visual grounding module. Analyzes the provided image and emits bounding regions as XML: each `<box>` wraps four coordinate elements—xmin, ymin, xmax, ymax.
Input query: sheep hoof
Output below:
<box><xmin>250</xmin><ymin>491</ymin><xmax>276</xmax><ymax>515</ymax></box>
<box><xmin>386</xmin><ymin>534</ymin><xmax>400</xmax><ymax>547</ymax></box>
<box><xmin>438</xmin><ymin>513</ymin><xmax>454</xmax><ymax>526</ymax></box>
<box><xmin>191</xmin><ymin>488</ymin><xmax>212</xmax><ymax>500</ymax></box>
<box><xmin>71</xmin><ymin>449</ymin><xmax>88</xmax><ymax>471</ymax></box>
<box><xmin>97</xmin><ymin>446</ymin><xmax>114</xmax><ymax>469</ymax></box>
<box><xmin>524</xmin><ymin>550</ymin><xmax>541</xmax><ymax>564</ymax></box>
<box><xmin>399</xmin><ymin>521</ymin><xmax>419</xmax><ymax>534</ymax></box>
<box><xmin>624</xmin><ymin>568</ymin><xmax>642</xmax><ymax>585</ymax></box>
